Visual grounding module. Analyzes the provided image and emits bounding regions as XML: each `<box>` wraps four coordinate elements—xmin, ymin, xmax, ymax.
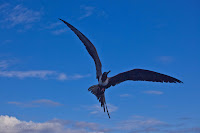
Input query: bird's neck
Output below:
<box><xmin>101</xmin><ymin>74</ymin><xmax>107</xmax><ymax>82</ymax></box>
<box><xmin>99</xmin><ymin>75</ymin><xmax>109</xmax><ymax>86</ymax></box>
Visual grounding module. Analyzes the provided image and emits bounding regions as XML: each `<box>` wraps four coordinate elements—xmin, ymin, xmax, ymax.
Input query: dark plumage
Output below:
<box><xmin>59</xmin><ymin>19</ymin><xmax>102</xmax><ymax>80</ymax></box>
<box><xmin>59</xmin><ymin>18</ymin><xmax>183</xmax><ymax>118</ymax></box>
<box><xmin>105</xmin><ymin>69</ymin><xmax>182</xmax><ymax>88</ymax></box>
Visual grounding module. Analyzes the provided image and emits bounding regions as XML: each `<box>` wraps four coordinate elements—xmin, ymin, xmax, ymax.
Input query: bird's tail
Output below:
<box><xmin>88</xmin><ymin>85</ymin><xmax>110</xmax><ymax>118</ymax></box>
<box><xmin>98</xmin><ymin>93</ymin><xmax>110</xmax><ymax>118</ymax></box>
<box><xmin>88</xmin><ymin>85</ymin><xmax>99</xmax><ymax>96</ymax></box>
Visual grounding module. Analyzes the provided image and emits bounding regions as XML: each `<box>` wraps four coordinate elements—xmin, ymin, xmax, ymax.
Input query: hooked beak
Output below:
<box><xmin>107</xmin><ymin>70</ymin><xmax>111</xmax><ymax>74</ymax></box>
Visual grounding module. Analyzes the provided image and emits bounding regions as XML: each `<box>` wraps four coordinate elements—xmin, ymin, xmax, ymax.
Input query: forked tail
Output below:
<box><xmin>88</xmin><ymin>85</ymin><xmax>111</xmax><ymax>118</ymax></box>
<box><xmin>104</xmin><ymin>100</ymin><xmax>110</xmax><ymax>118</ymax></box>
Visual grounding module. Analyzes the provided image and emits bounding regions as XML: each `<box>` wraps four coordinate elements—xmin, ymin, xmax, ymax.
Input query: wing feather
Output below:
<box><xmin>59</xmin><ymin>19</ymin><xmax>102</xmax><ymax>79</ymax></box>
<box><xmin>106</xmin><ymin>69</ymin><xmax>183</xmax><ymax>88</ymax></box>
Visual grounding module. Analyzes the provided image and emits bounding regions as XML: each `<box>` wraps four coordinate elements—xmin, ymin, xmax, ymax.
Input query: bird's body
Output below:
<box><xmin>98</xmin><ymin>72</ymin><xmax>110</xmax><ymax>87</ymax></box>
<box><xmin>99</xmin><ymin>77</ymin><xmax>109</xmax><ymax>87</ymax></box>
<box><xmin>59</xmin><ymin>18</ymin><xmax>183</xmax><ymax>118</ymax></box>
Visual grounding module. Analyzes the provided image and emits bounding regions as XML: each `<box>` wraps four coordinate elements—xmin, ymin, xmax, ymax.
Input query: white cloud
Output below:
<box><xmin>0</xmin><ymin>70</ymin><xmax>55</xmax><ymax>79</ymax></box>
<box><xmin>120</xmin><ymin>94</ymin><xmax>131</xmax><ymax>98</ymax></box>
<box><xmin>117</xmin><ymin>116</ymin><xmax>166</xmax><ymax>131</ymax></box>
<box><xmin>32</xmin><ymin>99</ymin><xmax>62</xmax><ymax>106</ymax></box>
<box><xmin>115</xmin><ymin>115</ymin><xmax>200</xmax><ymax>133</ymax></box>
<box><xmin>88</xmin><ymin>104</ymin><xmax>118</xmax><ymax>115</ymax></box>
<box><xmin>132</xmin><ymin>115</ymin><xmax>145</xmax><ymax>119</ymax></box>
<box><xmin>57</xmin><ymin>73</ymin><xmax>68</xmax><ymax>80</ymax></box>
<box><xmin>0</xmin><ymin>3</ymin><xmax>41</xmax><ymax>28</ymax></box>
<box><xmin>157</xmin><ymin>56</ymin><xmax>174</xmax><ymax>64</ymax></box>
<box><xmin>44</xmin><ymin>21</ymin><xmax>67</xmax><ymax>35</ymax></box>
<box><xmin>74</xmin><ymin>121</ymin><xmax>111</xmax><ymax>133</ymax></box>
<box><xmin>0</xmin><ymin>60</ymin><xmax>9</xmax><ymax>69</ymax></box>
<box><xmin>74</xmin><ymin>121</ymin><xmax>99</xmax><ymax>131</ymax></box>
<box><xmin>7</xmin><ymin>102</ymin><xmax>21</xmax><ymax>105</ymax></box>
<box><xmin>0</xmin><ymin>115</ymin><xmax>199</xmax><ymax>133</ymax></box>
<box><xmin>0</xmin><ymin>59</ymin><xmax>17</xmax><ymax>69</ymax></box>
<box><xmin>0</xmin><ymin>70</ymin><xmax>89</xmax><ymax>80</ymax></box>
<box><xmin>57</xmin><ymin>73</ymin><xmax>91</xmax><ymax>81</ymax></box>
<box><xmin>0</xmin><ymin>115</ymin><xmax>110</xmax><ymax>133</ymax></box>
<box><xmin>79</xmin><ymin>6</ymin><xmax>95</xmax><ymax>20</ymax></box>
<box><xmin>69</xmin><ymin>74</ymin><xmax>91</xmax><ymax>80</ymax></box>
<box><xmin>143</xmin><ymin>90</ymin><xmax>163</xmax><ymax>95</ymax></box>
<box><xmin>8</xmin><ymin>99</ymin><xmax>62</xmax><ymax>107</ymax></box>
<box><xmin>52</xmin><ymin>28</ymin><xmax>66</xmax><ymax>35</ymax></box>
<box><xmin>166</xmin><ymin>127</ymin><xmax>200</xmax><ymax>133</ymax></box>
<box><xmin>45</xmin><ymin>22</ymin><xmax>62</xmax><ymax>29</ymax></box>
<box><xmin>0</xmin><ymin>115</ymin><xmax>65</xmax><ymax>133</ymax></box>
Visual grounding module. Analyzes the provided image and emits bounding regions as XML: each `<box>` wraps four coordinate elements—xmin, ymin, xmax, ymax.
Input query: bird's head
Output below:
<box><xmin>103</xmin><ymin>70</ymin><xmax>111</xmax><ymax>76</ymax></box>
<box><xmin>102</xmin><ymin>71</ymin><xmax>111</xmax><ymax>82</ymax></box>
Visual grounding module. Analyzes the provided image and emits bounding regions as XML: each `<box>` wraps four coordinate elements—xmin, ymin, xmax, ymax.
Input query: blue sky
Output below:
<box><xmin>0</xmin><ymin>0</ymin><xmax>200</xmax><ymax>132</ymax></box>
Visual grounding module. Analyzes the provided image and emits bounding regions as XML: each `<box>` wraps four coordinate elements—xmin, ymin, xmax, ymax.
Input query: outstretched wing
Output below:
<box><xmin>59</xmin><ymin>19</ymin><xmax>102</xmax><ymax>79</ymax></box>
<box><xmin>106</xmin><ymin>69</ymin><xmax>183</xmax><ymax>88</ymax></box>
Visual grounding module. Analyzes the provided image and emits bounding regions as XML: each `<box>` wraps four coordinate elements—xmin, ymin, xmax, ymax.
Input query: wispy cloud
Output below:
<box><xmin>0</xmin><ymin>3</ymin><xmax>9</xmax><ymax>10</ymax></box>
<box><xmin>0</xmin><ymin>60</ymin><xmax>9</xmax><ymax>69</ymax></box>
<box><xmin>179</xmin><ymin>117</ymin><xmax>192</xmax><ymax>121</ymax></box>
<box><xmin>57</xmin><ymin>73</ymin><xmax>67</xmax><ymax>80</ymax></box>
<box><xmin>164</xmin><ymin>127</ymin><xmax>200</xmax><ymax>133</ymax></box>
<box><xmin>78</xmin><ymin>5</ymin><xmax>108</xmax><ymax>20</ymax></box>
<box><xmin>87</xmin><ymin>104</ymin><xmax>118</xmax><ymax>115</ymax></box>
<box><xmin>120</xmin><ymin>94</ymin><xmax>131</xmax><ymax>98</ymax></box>
<box><xmin>57</xmin><ymin>73</ymin><xmax>91</xmax><ymax>81</ymax></box>
<box><xmin>115</xmin><ymin>115</ymin><xmax>200</xmax><ymax>133</ymax></box>
<box><xmin>0</xmin><ymin>3</ymin><xmax>41</xmax><ymax>28</ymax></box>
<box><xmin>79</xmin><ymin>5</ymin><xmax>95</xmax><ymax>20</ymax></box>
<box><xmin>0</xmin><ymin>70</ymin><xmax>89</xmax><ymax>80</ymax></box>
<box><xmin>45</xmin><ymin>21</ymin><xmax>67</xmax><ymax>35</ymax></box>
<box><xmin>155</xmin><ymin>105</ymin><xmax>168</xmax><ymax>109</ymax></box>
<box><xmin>52</xmin><ymin>28</ymin><xmax>66</xmax><ymax>35</ymax></box>
<box><xmin>8</xmin><ymin>99</ymin><xmax>62</xmax><ymax>107</ymax></box>
<box><xmin>157</xmin><ymin>56</ymin><xmax>174</xmax><ymax>64</ymax></box>
<box><xmin>45</xmin><ymin>22</ymin><xmax>62</xmax><ymax>29</ymax></box>
<box><xmin>0</xmin><ymin>70</ymin><xmax>56</xmax><ymax>79</ymax></box>
<box><xmin>117</xmin><ymin>116</ymin><xmax>167</xmax><ymax>131</ymax></box>
<box><xmin>143</xmin><ymin>90</ymin><xmax>163</xmax><ymax>95</ymax></box>
<box><xmin>74</xmin><ymin>121</ymin><xmax>99</xmax><ymax>131</ymax></box>
<box><xmin>0</xmin><ymin>59</ymin><xmax>17</xmax><ymax>69</ymax></box>
<box><xmin>1</xmin><ymin>40</ymin><xmax>12</xmax><ymax>46</ymax></box>
<box><xmin>68</xmin><ymin>74</ymin><xmax>91</xmax><ymax>80</ymax></box>
<box><xmin>32</xmin><ymin>99</ymin><xmax>62</xmax><ymax>106</ymax></box>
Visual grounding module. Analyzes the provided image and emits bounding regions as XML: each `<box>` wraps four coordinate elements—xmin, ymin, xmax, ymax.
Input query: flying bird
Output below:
<box><xmin>59</xmin><ymin>18</ymin><xmax>183</xmax><ymax>118</ymax></box>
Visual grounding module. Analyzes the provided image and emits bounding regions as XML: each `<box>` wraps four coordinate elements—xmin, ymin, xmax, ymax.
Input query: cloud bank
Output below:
<box><xmin>0</xmin><ymin>115</ymin><xmax>109</xmax><ymax>133</ymax></box>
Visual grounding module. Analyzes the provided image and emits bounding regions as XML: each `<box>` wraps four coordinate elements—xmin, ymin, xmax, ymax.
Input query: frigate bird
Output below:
<box><xmin>59</xmin><ymin>18</ymin><xmax>183</xmax><ymax>118</ymax></box>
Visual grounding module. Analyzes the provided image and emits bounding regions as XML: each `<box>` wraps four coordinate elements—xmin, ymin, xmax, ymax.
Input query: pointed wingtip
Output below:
<box><xmin>176</xmin><ymin>79</ymin><xmax>183</xmax><ymax>83</ymax></box>
<box><xmin>58</xmin><ymin>18</ymin><xmax>71</xmax><ymax>27</ymax></box>
<box><xmin>58</xmin><ymin>18</ymin><xmax>63</xmax><ymax>21</ymax></box>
